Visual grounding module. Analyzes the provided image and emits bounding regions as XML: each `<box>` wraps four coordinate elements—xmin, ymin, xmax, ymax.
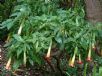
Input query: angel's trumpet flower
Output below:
<box><xmin>77</xmin><ymin>54</ymin><xmax>83</xmax><ymax>64</ymax></box>
<box><xmin>45</xmin><ymin>40</ymin><xmax>52</xmax><ymax>61</ymax></box>
<box><xmin>5</xmin><ymin>57</ymin><xmax>11</xmax><ymax>70</ymax></box>
<box><xmin>69</xmin><ymin>53</ymin><xmax>76</xmax><ymax>67</ymax></box>
<box><xmin>69</xmin><ymin>47</ymin><xmax>77</xmax><ymax>67</ymax></box>
<box><xmin>86</xmin><ymin>45</ymin><xmax>92</xmax><ymax>62</ymax></box>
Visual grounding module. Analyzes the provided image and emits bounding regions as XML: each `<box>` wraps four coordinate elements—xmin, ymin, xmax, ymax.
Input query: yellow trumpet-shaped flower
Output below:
<box><xmin>69</xmin><ymin>47</ymin><xmax>77</xmax><ymax>67</ymax></box>
<box><xmin>69</xmin><ymin>53</ymin><xmax>76</xmax><ymax>67</ymax></box>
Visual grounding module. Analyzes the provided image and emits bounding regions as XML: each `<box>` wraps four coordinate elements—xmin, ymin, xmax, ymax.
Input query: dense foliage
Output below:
<box><xmin>0</xmin><ymin>0</ymin><xmax>102</xmax><ymax>76</ymax></box>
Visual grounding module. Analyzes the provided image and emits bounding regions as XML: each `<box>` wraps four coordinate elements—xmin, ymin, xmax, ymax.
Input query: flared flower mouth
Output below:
<box><xmin>46</xmin><ymin>50</ymin><xmax>51</xmax><ymax>58</ymax></box>
<box><xmin>69</xmin><ymin>62</ymin><xmax>75</xmax><ymax>67</ymax></box>
<box><xmin>77</xmin><ymin>61</ymin><xmax>83</xmax><ymax>64</ymax></box>
<box><xmin>86</xmin><ymin>57</ymin><xmax>92</xmax><ymax>62</ymax></box>
<box><xmin>45</xmin><ymin>56</ymin><xmax>51</xmax><ymax>62</ymax></box>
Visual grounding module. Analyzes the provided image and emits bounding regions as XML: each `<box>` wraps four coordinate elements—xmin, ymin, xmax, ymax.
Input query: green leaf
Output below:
<box><xmin>17</xmin><ymin>49</ymin><xmax>23</xmax><ymax>58</ymax></box>
<box><xmin>55</xmin><ymin>37</ymin><xmax>62</xmax><ymax>44</ymax></box>
<box><xmin>13</xmin><ymin>34</ymin><xmax>24</xmax><ymax>42</ymax></box>
<box><xmin>0</xmin><ymin>19</ymin><xmax>14</xmax><ymax>30</ymax></box>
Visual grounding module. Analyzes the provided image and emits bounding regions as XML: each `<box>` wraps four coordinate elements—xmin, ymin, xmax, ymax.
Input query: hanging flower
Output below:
<box><xmin>86</xmin><ymin>44</ymin><xmax>92</xmax><ymax>62</ymax></box>
<box><xmin>45</xmin><ymin>40</ymin><xmax>52</xmax><ymax>61</ymax></box>
<box><xmin>69</xmin><ymin>47</ymin><xmax>77</xmax><ymax>67</ymax></box>
<box><xmin>17</xmin><ymin>25</ymin><xmax>23</xmax><ymax>35</ymax></box>
<box><xmin>5</xmin><ymin>57</ymin><xmax>11</xmax><ymax>70</ymax></box>
<box><xmin>77</xmin><ymin>54</ymin><xmax>83</xmax><ymax>64</ymax></box>
<box><xmin>69</xmin><ymin>53</ymin><xmax>76</xmax><ymax>67</ymax></box>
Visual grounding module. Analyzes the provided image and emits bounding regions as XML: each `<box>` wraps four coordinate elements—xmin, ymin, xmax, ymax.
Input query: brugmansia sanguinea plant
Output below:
<box><xmin>2</xmin><ymin>0</ymin><xmax>102</xmax><ymax>74</ymax></box>
<box><xmin>69</xmin><ymin>46</ymin><xmax>78</xmax><ymax>67</ymax></box>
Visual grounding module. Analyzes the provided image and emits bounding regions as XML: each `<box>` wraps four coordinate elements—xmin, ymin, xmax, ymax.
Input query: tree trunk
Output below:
<box><xmin>85</xmin><ymin>0</ymin><xmax>102</xmax><ymax>23</ymax></box>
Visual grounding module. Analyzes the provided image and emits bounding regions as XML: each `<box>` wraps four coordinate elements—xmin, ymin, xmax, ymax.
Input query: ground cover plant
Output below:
<box><xmin>0</xmin><ymin>0</ymin><xmax>102</xmax><ymax>76</ymax></box>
